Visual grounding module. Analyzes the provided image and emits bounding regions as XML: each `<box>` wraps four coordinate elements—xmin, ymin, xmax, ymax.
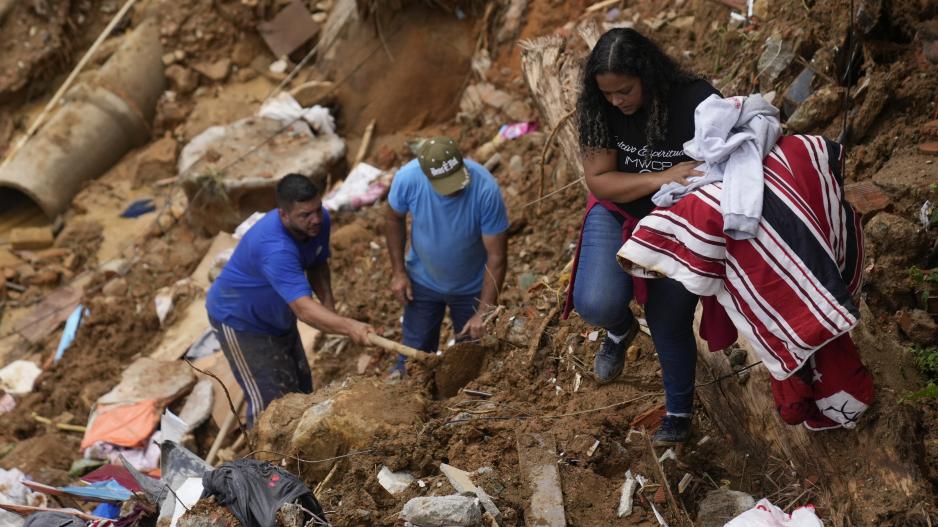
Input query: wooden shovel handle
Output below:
<box><xmin>368</xmin><ymin>334</ymin><xmax>431</xmax><ymax>362</ymax></box>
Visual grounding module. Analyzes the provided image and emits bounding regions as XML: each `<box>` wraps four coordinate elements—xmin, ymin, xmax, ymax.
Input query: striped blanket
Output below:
<box><xmin>617</xmin><ymin>135</ymin><xmax>864</xmax><ymax>381</ymax></box>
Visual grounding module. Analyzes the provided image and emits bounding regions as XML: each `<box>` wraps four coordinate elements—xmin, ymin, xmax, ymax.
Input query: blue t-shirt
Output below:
<box><xmin>389</xmin><ymin>159</ymin><xmax>509</xmax><ymax>295</ymax></box>
<box><xmin>206</xmin><ymin>209</ymin><xmax>331</xmax><ymax>335</ymax></box>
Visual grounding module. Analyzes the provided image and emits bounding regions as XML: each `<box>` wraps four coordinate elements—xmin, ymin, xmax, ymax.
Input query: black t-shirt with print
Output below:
<box><xmin>607</xmin><ymin>79</ymin><xmax>721</xmax><ymax>218</ymax></box>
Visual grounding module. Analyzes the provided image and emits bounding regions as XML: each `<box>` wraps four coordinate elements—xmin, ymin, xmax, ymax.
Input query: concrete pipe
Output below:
<box><xmin>0</xmin><ymin>18</ymin><xmax>165</xmax><ymax>217</ymax></box>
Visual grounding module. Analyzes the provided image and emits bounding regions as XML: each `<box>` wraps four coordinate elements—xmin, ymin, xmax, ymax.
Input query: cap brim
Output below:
<box><xmin>429</xmin><ymin>166</ymin><xmax>470</xmax><ymax>196</ymax></box>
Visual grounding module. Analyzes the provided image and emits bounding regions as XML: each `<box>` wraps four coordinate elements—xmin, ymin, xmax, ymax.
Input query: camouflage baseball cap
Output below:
<box><xmin>416</xmin><ymin>136</ymin><xmax>470</xmax><ymax>196</ymax></box>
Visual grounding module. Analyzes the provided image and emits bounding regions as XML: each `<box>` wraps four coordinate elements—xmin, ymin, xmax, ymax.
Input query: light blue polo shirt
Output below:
<box><xmin>388</xmin><ymin>159</ymin><xmax>509</xmax><ymax>295</ymax></box>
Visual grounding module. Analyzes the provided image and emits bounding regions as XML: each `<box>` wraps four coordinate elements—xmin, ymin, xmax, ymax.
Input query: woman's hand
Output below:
<box><xmin>658</xmin><ymin>161</ymin><xmax>704</xmax><ymax>186</ymax></box>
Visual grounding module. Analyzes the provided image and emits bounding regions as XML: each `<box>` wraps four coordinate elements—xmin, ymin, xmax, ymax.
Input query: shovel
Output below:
<box><xmin>367</xmin><ymin>334</ymin><xmax>488</xmax><ymax>399</ymax></box>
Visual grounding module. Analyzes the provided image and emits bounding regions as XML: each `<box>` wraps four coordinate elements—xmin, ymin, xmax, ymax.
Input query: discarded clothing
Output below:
<box><xmin>91</xmin><ymin>503</ymin><xmax>120</xmax><ymax>520</ymax></box>
<box><xmin>22</xmin><ymin>512</ymin><xmax>85</xmax><ymax>527</ymax></box>
<box><xmin>563</xmin><ymin>194</ymin><xmax>738</xmax><ymax>353</ymax></box>
<box><xmin>771</xmin><ymin>333</ymin><xmax>874</xmax><ymax>430</ymax></box>
<box><xmin>120</xmin><ymin>199</ymin><xmax>156</xmax><ymax>218</ymax></box>
<box><xmin>200</xmin><ymin>459</ymin><xmax>325</xmax><ymax>527</ymax></box>
<box><xmin>725</xmin><ymin>498</ymin><xmax>822</xmax><ymax>526</ymax></box>
<box><xmin>619</xmin><ymin>135</ymin><xmax>865</xmax><ymax>381</ymax></box>
<box><xmin>80</xmin><ymin>400</ymin><xmax>160</xmax><ymax>450</ymax></box>
<box><xmin>657</xmin><ymin>94</ymin><xmax>781</xmax><ymax>240</ymax></box>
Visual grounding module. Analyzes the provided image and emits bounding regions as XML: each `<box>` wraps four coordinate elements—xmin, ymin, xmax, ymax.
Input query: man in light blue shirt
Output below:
<box><xmin>385</xmin><ymin>137</ymin><xmax>509</xmax><ymax>375</ymax></box>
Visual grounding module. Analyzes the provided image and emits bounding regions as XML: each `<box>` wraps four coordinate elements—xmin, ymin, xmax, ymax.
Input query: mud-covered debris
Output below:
<box><xmin>865</xmin><ymin>212</ymin><xmax>922</xmax><ymax>260</ymax></box>
<box><xmin>897</xmin><ymin>309</ymin><xmax>938</xmax><ymax>345</ymax></box>
<box><xmin>193</xmin><ymin>59</ymin><xmax>231</xmax><ymax>83</ymax></box>
<box><xmin>757</xmin><ymin>34</ymin><xmax>796</xmax><ymax>88</ymax></box>
<box><xmin>786</xmin><ymin>85</ymin><xmax>844</xmax><ymax>133</ymax></box>
<box><xmin>401</xmin><ymin>495</ymin><xmax>483</xmax><ymax>527</ymax></box>
<box><xmin>845</xmin><ymin>181</ymin><xmax>891</xmax><ymax>216</ymax></box>
<box><xmin>9</xmin><ymin>227</ymin><xmax>54</xmax><ymax>251</ymax></box>
<box><xmin>696</xmin><ymin>489</ymin><xmax>756</xmax><ymax>527</ymax></box>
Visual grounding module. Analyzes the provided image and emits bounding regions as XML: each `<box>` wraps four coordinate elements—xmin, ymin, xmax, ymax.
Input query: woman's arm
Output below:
<box><xmin>582</xmin><ymin>148</ymin><xmax>701</xmax><ymax>203</ymax></box>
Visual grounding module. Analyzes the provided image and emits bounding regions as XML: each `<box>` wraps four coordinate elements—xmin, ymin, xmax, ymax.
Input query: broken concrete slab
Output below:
<box><xmin>98</xmin><ymin>357</ymin><xmax>196</xmax><ymax>406</ymax></box>
<box><xmin>401</xmin><ymin>495</ymin><xmax>482</xmax><ymax>527</ymax></box>
<box><xmin>9</xmin><ymin>226</ymin><xmax>54</xmax><ymax>251</ymax></box>
<box><xmin>757</xmin><ymin>33</ymin><xmax>795</xmax><ymax>88</ymax></box>
<box><xmin>844</xmin><ymin>181</ymin><xmax>891</xmax><ymax>216</ymax></box>
<box><xmin>254</xmin><ymin>379</ymin><xmax>427</xmax><ymax>480</ymax></box>
<box><xmin>179</xmin><ymin>116</ymin><xmax>346</xmax><ymax>234</ymax></box>
<box><xmin>516</xmin><ymin>433</ymin><xmax>566</xmax><ymax>527</ymax></box>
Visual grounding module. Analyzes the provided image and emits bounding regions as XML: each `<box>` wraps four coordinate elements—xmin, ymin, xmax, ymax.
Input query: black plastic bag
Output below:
<box><xmin>200</xmin><ymin>459</ymin><xmax>326</xmax><ymax>527</ymax></box>
<box><xmin>23</xmin><ymin>512</ymin><xmax>86</xmax><ymax>527</ymax></box>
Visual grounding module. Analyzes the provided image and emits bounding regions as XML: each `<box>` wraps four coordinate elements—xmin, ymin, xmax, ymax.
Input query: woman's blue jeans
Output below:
<box><xmin>572</xmin><ymin>205</ymin><xmax>699</xmax><ymax>414</ymax></box>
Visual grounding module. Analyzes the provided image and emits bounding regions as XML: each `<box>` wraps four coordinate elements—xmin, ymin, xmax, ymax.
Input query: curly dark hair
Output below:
<box><xmin>577</xmin><ymin>28</ymin><xmax>699</xmax><ymax>157</ymax></box>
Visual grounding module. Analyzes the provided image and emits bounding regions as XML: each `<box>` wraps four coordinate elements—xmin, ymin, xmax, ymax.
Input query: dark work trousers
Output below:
<box><xmin>210</xmin><ymin>318</ymin><xmax>313</xmax><ymax>427</ymax></box>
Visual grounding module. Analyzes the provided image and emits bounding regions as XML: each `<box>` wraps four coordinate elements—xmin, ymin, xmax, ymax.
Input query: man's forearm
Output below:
<box><xmin>296</xmin><ymin>298</ymin><xmax>351</xmax><ymax>334</ymax></box>
<box><xmin>384</xmin><ymin>211</ymin><xmax>408</xmax><ymax>275</ymax></box>
<box><xmin>479</xmin><ymin>256</ymin><xmax>506</xmax><ymax>310</ymax></box>
<box><xmin>307</xmin><ymin>263</ymin><xmax>334</xmax><ymax>310</ymax></box>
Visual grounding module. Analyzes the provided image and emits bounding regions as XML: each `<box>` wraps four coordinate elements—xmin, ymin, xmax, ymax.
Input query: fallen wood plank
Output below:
<box><xmin>13</xmin><ymin>286</ymin><xmax>82</xmax><ymax>344</ymax></box>
<box><xmin>516</xmin><ymin>432</ymin><xmax>566</xmax><ymax>527</ymax></box>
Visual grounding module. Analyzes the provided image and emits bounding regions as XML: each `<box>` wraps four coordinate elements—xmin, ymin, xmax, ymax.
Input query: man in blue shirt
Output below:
<box><xmin>207</xmin><ymin>174</ymin><xmax>373</xmax><ymax>426</ymax></box>
<box><xmin>385</xmin><ymin>137</ymin><xmax>509</xmax><ymax>375</ymax></box>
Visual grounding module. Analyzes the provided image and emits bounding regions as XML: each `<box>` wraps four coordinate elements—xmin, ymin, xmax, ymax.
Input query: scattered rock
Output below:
<box><xmin>844</xmin><ymin>181</ymin><xmax>890</xmax><ymax>215</ymax></box>
<box><xmin>9</xmin><ymin>226</ymin><xmax>54</xmax><ymax>251</ymax></box>
<box><xmin>192</xmin><ymin>58</ymin><xmax>231</xmax><ymax>82</ymax></box>
<box><xmin>290</xmin><ymin>80</ymin><xmax>336</xmax><ymax>108</ymax></box>
<box><xmin>917</xmin><ymin>19</ymin><xmax>938</xmax><ymax>65</ymax></box>
<box><xmin>102</xmin><ymin>277</ymin><xmax>128</xmax><ymax>297</ymax></box>
<box><xmin>696</xmin><ymin>489</ymin><xmax>756</xmax><ymax>527</ymax></box>
<box><xmin>919</xmin><ymin>142</ymin><xmax>938</xmax><ymax>156</ymax></box>
<box><xmin>757</xmin><ymin>33</ymin><xmax>795</xmax><ymax>88</ymax></box>
<box><xmin>401</xmin><ymin>495</ymin><xmax>482</xmax><ymax>527</ymax></box>
<box><xmin>508</xmin><ymin>155</ymin><xmax>524</xmax><ymax>179</ymax></box>
<box><xmin>897</xmin><ymin>309</ymin><xmax>938</xmax><ymax>345</ymax></box>
<box><xmin>134</xmin><ymin>136</ymin><xmax>178</xmax><ymax>188</ymax></box>
<box><xmin>871</xmin><ymin>154</ymin><xmax>938</xmax><ymax>200</ymax></box>
<box><xmin>331</xmin><ymin>222</ymin><xmax>371</xmax><ymax>251</ymax></box>
<box><xmin>377</xmin><ymin>465</ymin><xmax>414</xmax><ymax>495</ymax></box>
<box><xmin>254</xmin><ymin>379</ymin><xmax>426</xmax><ymax>480</ymax></box>
<box><xmin>849</xmin><ymin>72</ymin><xmax>891</xmax><ymax>141</ymax></box>
<box><xmin>97</xmin><ymin>357</ymin><xmax>196</xmax><ymax>406</ymax></box>
<box><xmin>165</xmin><ymin>65</ymin><xmax>199</xmax><ymax>95</ymax></box>
<box><xmin>786</xmin><ymin>85</ymin><xmax>843</xmax><ymax>133</ymax></box>
<box><xmin>865</xmin><ymin>212</ymin><xmax>922</xmax><ymax>259</ymax></box>
<box><xmin>230</xmin><ymin>39</ymin><xmax>258</xmax><ymax>67</ymax></box>
<box><xmin>24</xmin><ymin>268</ymin><xmax>59</xmax><ymax>286</ymax></box>
<box><xmin>0</xmin><ymin>249</ymin><xmax>23</xmax><ymax>269</ymax></box>
<box><xmin>671</xmin><ymin>15</ymin><xmax>695</xmax><ymax>30</ymax></box>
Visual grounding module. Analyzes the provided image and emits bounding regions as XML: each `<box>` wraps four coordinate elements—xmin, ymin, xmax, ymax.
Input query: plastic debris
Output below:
<box><xmin>497</xmin><ymin>121</ymin><xmax>538</xmax><ymax>141</ymax></box>
<box><xmin>120</xmin><ymin>198</ymin><xmax>156</xmax><ymax>218</ymax></box>
<box><xmin>920</xmin><ymin>200</ymin><xmax>935</xmax><ymax>230</ymax></box>
<box><xmin>259</xmin><ymin>92</ymin><xmax>336</xmax><ymax>135</ymax></box>
<box><xmin>168</xmin><ymin>478</ymin><xmax>202</xmax><ymax>527</ymax></box>
<box><xmin>725</xmin><ymin>498</ymin><xmax>823</xmax><ymax>526</ymax></box>
<box><xmin>658</xmin><ymin>448</ymin><xmax>677</xmax><ymax>463</ymax></box>
<box><xmin>0</xmin><ymin>360</ymin><xmax>42</xmax><ymax>395</ymax></box>
<box><xmin>54</xmin><ymin>305</ymin><xmax>87</xmax><ymax>364</ymax></box>
<box><xmin>678</xmin><ymin>473</ymin><xmax>693</xmax><ymax>494</ymax></box>
<box><xmin>0</xmin><ymin>393</ymin><xmax>15</xmax><ymax>415</ymax></box>
<box><xmin>323</xmin><ymin>163</ymin><xmax>389</xmax><ymax>212</ymax></box>
<box><xmin>59</xmin><ymin>479</ymin><xmax>132</xmax><ymax>502</ymax></box>
<box><xmin>616</xmin><ymin>470</ymin><xmax>637</xmax><ymax>518</ymax></box>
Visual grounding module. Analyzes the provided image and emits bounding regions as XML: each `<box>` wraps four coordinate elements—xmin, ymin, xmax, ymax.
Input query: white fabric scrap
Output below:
<box><xmin>654</xmin><ymin>94</ymin><xmax>781</xmax><ymax>240</ymax></box>
<box><xmin>259</xmin><ymin>92</ymin><xmax>336</xmax><ymax>135</ymax></box>
<box><xmin>725</xmin><ymin>498</ymin><xmax>823</xmax><ymax>527</ymax></box>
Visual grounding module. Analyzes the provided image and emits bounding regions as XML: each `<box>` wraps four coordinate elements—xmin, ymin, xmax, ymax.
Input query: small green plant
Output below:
<box><xmin>908</xmin><ymin>266</ymin><xmax>938</xmax><ymax>307</ymax></box>
<box><xmin>907</xmin><ymin>383</ymin><xmax>938</xmax><ymax>400</ymax></box>
<box><xmin>911</xmin><ymin>345</ymin><xmax>938</xmax><ymax>380</ymax></box>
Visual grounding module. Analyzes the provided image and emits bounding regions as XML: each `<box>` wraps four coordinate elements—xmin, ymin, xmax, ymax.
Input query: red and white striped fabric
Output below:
<box><xmin>617</xmin><ymin>135</ymin><xmax>864</xmax><ymax>381</ymax></box>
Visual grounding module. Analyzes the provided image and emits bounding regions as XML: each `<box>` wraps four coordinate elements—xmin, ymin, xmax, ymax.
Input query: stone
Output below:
<box><xmin>897</xmin><ymin>309</ymin><xmax>938</xmax><ymax>345</ymax></box>
<box><xmin>0</xmin><ymin>249</ymin><xmax>23</xmax><ymax>269</ymax></box>
<box><xmin>439</xmin><ymin>463</ymin><xmax>502</xmax><ymax>523</ymax></box>
<box><xmin>134</xmin><ymin>136</ymin><xmax>178</xmax><ymax>187</ymax></box>
<box><xmin>230</xmin><ymin>39</ymin><xmax>257</xmax><ymax>67</ymax></box>
<box><xmin>508</xmin><ymin>155</ymin><xmax>524</xmax><ymax>178</ymax></box>
<box><xmin>918</xmin><ymin>19</ymin><xmax>938</xmax><ymax>65</ymax></box>
<box><xmin>254</xmin><ymin>379</ymin><xmax>426</xmax><ymax>480</ymax></box>
<box><xmin>696</xmin><ymin>489</ymin><xmax>755</xmax><ymax>527</ymax></box>
<box><xmin>400</xmin><ymin>495</ymin><xmax>482</xmax><ymax>527</ymax></box>
<box><xmin>461</xmin><ymin>83</ymin><xmax>515</xmax><ymax>115</ymax></box>
<box><xmin>192</xmin><ymin>58</ymin><xmax>231</xmax><ymax>82</ymax></box>
<box><xmin>786</xmin><ymin>85</ymin><xmax>844</xmax><ymax>133</ymax></box>
<box><xmin>871</xmin><ymin>155</ymin><xmax>938</xmax><ymax>200</ymax></box>
<box><xmin>331</xmin><ymin>222</ymin><xmax>370</xmax><ymax>251</ymax></box>
<box><xmin>504</xmin><ymin>100</ymin><xmax>533</xmax><ymax>121</ymax></box>
<box><xmin>865</xmin><ymin>212</ymin><xmax>922</xmax><ymax>259</ymax></box>
<box><xmin>377</xmin><ymin>465</ymin><xmax>414</xmax><ymax>495</ymax></box>
<box><xmin>289</xmin><ymin>80</ymin><xmax>336</xmax><ymax>107</ymax></box>
<box><xmin>922</xmin><ymin>119</ymin><xmax>938</xmax><ymax>136</ymax></box>
<box><xmin>919</xmin><ymin>142</ymin><xmax>938</xmax><ymax>156</ymax></box>
<box><xmin>671</xmin><ymin>15</ymin><xmax>695</xmax><ymax>30</ymax></box>
<box><xmin>102</xmin><ymin>277</ymin><xmax>128</xmax><ymax>297</ymax></box>
<box><xmin>844</xmin><ymin>181</ymin><xmax>890</xmax><ymax>215</ymax></box>
<box><xmin>165</xmin><ymin>65</ymin><xmax>199</xmax><ymax>95</ymax></box>
<box><xmin>24</xmin><ymin>269</ymin><xmax>60</xmax><ymax>286</ymax></box>
<box><xmin>757</xmin><ymin>34</ymin><xmax>795</xmax><ymax>88</ymax></box>
<box><xmin>9</xmin><ymin>226</ymin><xmax>53</xmax><ymax>250</ymax></box>
<box><xmin>783</xmin><ymin>67</ymin><xmax>815</xmax><ymax>116</ymax></box>
<box><xmin>97</xmin><ymin>357</ymin><xmax>196</xmax><ymax>406</ymax></box>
